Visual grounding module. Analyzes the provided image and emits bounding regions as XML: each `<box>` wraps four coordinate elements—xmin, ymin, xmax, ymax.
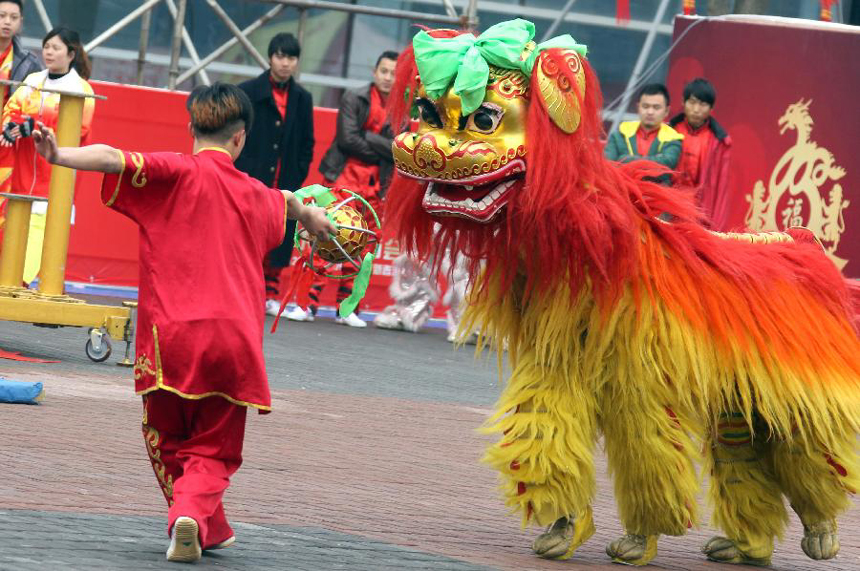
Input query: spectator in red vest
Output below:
<box><xmin>235</xmin><ymin>33</ymin><xmax>315</xmax><ymax>318</ymax></box>
<box><xmin>287</xmin><ymin>50</ymin><xmax>398</xmax><ymax>327</ymax></box>
<box><xmin>669</xmin><ymin>78</ymin><xmax>732</xmax><ymax>229</ymax></box>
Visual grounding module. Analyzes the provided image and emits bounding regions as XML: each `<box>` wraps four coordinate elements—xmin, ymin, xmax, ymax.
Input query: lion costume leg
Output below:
<box><xmin>703</xmin><ymin>411</ymin><xmax>786</xmax><ymax>566</ymax></box>
<box><xmin>483</xmin><ymin>348</ymin><xmax>598</xmax><ymax>561</ymax></box>
<box><xmin>764</xmin><ymin>430</ymin><xmax>858</xmax><ymax>561</ymax></box>
<box><xmin>600</xmin><ymin>386</ymin><xmax>699</xmax><ymax>566</ymax></box>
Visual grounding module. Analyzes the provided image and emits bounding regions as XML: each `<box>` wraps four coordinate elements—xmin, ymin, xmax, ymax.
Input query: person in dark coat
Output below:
<box><xmin>0</xmin><ymin>0</ymin><xmax>43</xmax><ymax>96</ymax></box>
<box><xmin>235</xmin><ymin>32</ymin><xmax>314</xmax><ymax>317</ymax></box>
<box><xmin>317</xmin><ymin>51</ymin><xmax>399</xmax><ymax>193</ymax></box>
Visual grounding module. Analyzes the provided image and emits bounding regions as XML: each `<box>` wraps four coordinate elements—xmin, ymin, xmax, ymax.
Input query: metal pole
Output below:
<box><xmin>174</xmin><ymin>5</ymin><xmax>285</xmax><ymax>85</ymax></box>
<box><xmin>296</xmin><ymin>8</ymin><xmax>308</xmax><ymax>81</ymax></box>
<box><xmin>441</xmin><ymin>0</ymin><xmax>457</xmax><ymax>18</ymax></box>
<box><xmin>85</xmin><ymin>0</ymin><xmax>162</xmax><ymax>53</ymax></box>
<box><xmin>38</xmin><ymin>94</ymin><xmax>85</xmax><ymax>297</ymax></box>
<box><xmin>167</xmin><ymin>0</ymin><xmax>188</xmax><ymax>90</ymax></box>
<box><xmin>541</xmin><ymin>0</ymin><xmax>577</xmax><ymax>42</ymax></box>
<box><xmin>463</xmin><ymin>0</ymin><xmax>479</xmax><ymax>30</ymax></box>
<box><xmin>261</xmin><ymin>0</ymin><xmax>463</xmax><ymax>25</ymax></box>
<box><xmin>340</xmin><ymin>4</ymin><xmax>355</xmax><ymax>90</ymax></box>
<box><xmin>29</xmin><ymin>0</ymin><xmax>52</xmax><ymax>33</ymax></box>
<box><xmin>136</xmin><ymin>5</ymin><xmax>152</xmax><ymax>85</ymax></box>
<box><xmin>0</xmin><ymin>197</ymin><xmax>36</xmax><ymax>289</ymax></box>
<box><xmin>610</xmin><ymin>0</ymin><xmax>671</xmax><ymax>134</ymax></box>
<box><xmin>206</xmin><ymin>0</ymin><xmax>269</xmax><ymax>69</ymax></box>
<box><xmin>165</xmin><ymin>0</ymin><xmax>211</xmax><ymax>85</ymax></box>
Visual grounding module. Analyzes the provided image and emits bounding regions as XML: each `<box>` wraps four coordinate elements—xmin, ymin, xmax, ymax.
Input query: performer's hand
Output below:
<box><xmin>300</xmin><ymin>203</ymin><xmax>337</xmax><ymax>241</ymax></box>
<box><xmin>32</xmin><ymin>122</ymin><xmax>59</xmax><ymax>164</ymax></box>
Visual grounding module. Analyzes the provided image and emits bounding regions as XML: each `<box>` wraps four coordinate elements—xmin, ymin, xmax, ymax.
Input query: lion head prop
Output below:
<box><xmin>385</xmin><ymin>19</ymin><xmax>684</xmax><ymax>302</ymax></box>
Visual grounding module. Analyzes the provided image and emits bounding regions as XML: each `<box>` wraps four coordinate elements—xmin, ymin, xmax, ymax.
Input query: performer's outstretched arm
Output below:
<box><xmin>33</xmin><ymin>124</ymin><xmax>123</xmax><ymax>173</ymax></box>
<box><xmin>33</xmin><ymin>123</ymin><xmax>334</xmax><ymax>240</ymax></box>
<box><xmin>33</xmin><ymin>127</ymin><xmax>122</xmax><ymax>173</ymax></box>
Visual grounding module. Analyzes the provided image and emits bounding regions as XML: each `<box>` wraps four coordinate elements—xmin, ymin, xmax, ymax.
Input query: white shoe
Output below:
<box><xmin>286</xmin><ymin>306</ymin><xmax>314</xmax><ymax>322</ymax></box>
<box><xmin>167</xmin><ymin>516</ymin><xmax>202</xmax><ymax>563</ymax></box>
<box><xmin>205</xmin><ymin>535</ymin><xmax>235</xmax><ymax>551</ymax></box>
<box><xmin>336</xmin><ymin>312</ymin><xmax>367</xmax><ymax>328</ymax></box>
<box><xmin>264</xmin><ymin>299</ymin><xmax>282</xmax><ymax>317</ymax></box>
<box><xmin>447</xmin><ymin>331</ymin><xmax>479</xmax><ymax>344</ymax></box>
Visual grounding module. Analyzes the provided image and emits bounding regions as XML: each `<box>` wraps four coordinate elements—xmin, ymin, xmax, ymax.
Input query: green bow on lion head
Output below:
<box><xmin>412</xmin><ymin>18</ymin><xmax>588</xmax><ymax>133</ymax></box>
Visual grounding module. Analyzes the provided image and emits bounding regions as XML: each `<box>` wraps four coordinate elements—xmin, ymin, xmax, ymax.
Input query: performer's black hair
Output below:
<box><xmin>268</xmin><ymin>33</ymin><xmax>301</xmax><ymax>59</ymax></box>
<box><xmin>682</xmin><ymin>77</ymin><xmax>716</xmax><ymax>107</ymax></box>
<box><xmin>375</xmin><ymin>50</ymin><xmax>399</xmax><ymax>69</ymax></box>
<box><xmin>637</xmin><ymin>83</ymin><xmax>670</xmax><ymax>107</ymax></box>
<box><xmin>187</xmin><ymin>83</ymin><xmax>254</xmax><ymax>141</ymax></box>
<box><xmin>0</xmin><ymin>0</ymin><xmax>23</xmax><ymax>14</ymax></box>
<box><xmin>43</xmin><ymin>26</ymin><xmax>91</xmax><ymax>80</ymax></box>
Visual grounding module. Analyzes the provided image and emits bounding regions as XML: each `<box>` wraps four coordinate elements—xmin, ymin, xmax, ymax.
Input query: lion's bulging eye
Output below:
<box><xmin>416</xmin><ymin>98</ymin><xmax>443</xmax><ymax>129</ymax></box>
<box><xmin>466</xmin><ymin>104</ymin><xmax>504</xmax><ymax>134</ymax></box>
<box><xmin>474</xmin><ymin>112</ymin><xmax>494</xmax><ymax>131</ymax></box>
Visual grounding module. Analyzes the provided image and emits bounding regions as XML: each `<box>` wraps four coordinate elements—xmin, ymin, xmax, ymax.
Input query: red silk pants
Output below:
<box><xmin>142</xmin><ymin>390</ymin><xmax>247</xmax><ymax>549</ymax></box>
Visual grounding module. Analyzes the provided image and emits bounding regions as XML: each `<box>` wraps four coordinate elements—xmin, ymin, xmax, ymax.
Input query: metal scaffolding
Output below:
<box><xmin>69</xmin><ymin>0</ymin><xmax>478</xmax><ymax>92</ymax></box>
<box><xmin>35</xmin><ymin>0</ymin><xmax>673</xmax><ymax>122</ymax></box>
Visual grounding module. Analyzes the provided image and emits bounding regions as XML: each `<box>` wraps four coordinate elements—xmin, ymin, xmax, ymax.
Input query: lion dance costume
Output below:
<box><xmin>385</xmin><ymin>19</ymin><xmax>859</xmax><ymax>566</ymax></box>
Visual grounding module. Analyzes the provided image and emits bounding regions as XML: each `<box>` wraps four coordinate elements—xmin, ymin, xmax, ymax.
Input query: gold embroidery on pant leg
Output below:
<box><xmin>134</xmin><ymin>354</ymin><xmax>156</xmax><ymax>380</ymax></box>
<box><xmin>143</xmin><ymin>423</ymin><xmax>175</xmax><ymax>506</ymax></box>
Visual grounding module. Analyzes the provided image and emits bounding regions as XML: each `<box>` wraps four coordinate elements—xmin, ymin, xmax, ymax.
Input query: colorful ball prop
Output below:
<box><xmin>314</xmin><ymin>204</ymin><xmax>370</xmax><ymax>265</ymax></box>
<box><xmin>293</xmin><ymin>186</ymin><xmax>380</xmax><ymax>280</ymax></box>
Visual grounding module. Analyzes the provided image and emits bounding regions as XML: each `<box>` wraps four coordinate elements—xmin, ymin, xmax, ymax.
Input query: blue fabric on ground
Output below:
<box><xmin>0</xmin><ymin>379</ymin><xmax>44</xmax><ymax>404</ymax></box>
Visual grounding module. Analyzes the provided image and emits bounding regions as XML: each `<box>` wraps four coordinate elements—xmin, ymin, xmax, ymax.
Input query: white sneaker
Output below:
<box><xmin>264</xmin><ymin>299</ymin><xmax>282</xmax><ymax>317</ymax></box>
<box><xmin>205</xmin><ymin>535</ymin><xmax>235</xmax><ymax>551</ymax></box>
<box><xmin>336</xmin><ymin>312</ymin><xmax>367</xmax><ymax>328</ymax></box>
<box><xmin>447</xmin><ymin>330</ymin><xmax>479</xmax><ymax>344</ymax></box>
<box><xmin>286</xmin><ymin>306</ymin><xmax>314</xmax><ymax>322</ymax></box>
<box><xmin>167</xmin><ymin>516</ymin><xmax>202</xmax><ymax>562</ymax></box>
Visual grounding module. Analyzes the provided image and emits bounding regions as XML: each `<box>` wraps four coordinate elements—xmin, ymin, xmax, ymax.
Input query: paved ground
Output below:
<box><xmin>0</xmin><ymin>303</ymin><xmax>857</xmax><ymax>570</ymax></box>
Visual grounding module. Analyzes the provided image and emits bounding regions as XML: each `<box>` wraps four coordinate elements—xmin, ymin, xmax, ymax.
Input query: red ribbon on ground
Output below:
<box><xmin>270</xmin><ymin>262</ymin><xmax>314</xmax><ymax>333</ymax></box>
<box><xmin>0</xmin><ymin>347</ymin><xmax>59</xmax><ymax>363</ymax></box>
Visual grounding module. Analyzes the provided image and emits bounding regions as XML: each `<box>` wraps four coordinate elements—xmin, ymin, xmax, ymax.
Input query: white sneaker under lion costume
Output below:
<box><xmin>384</xmin><ymin>18</ymin><xmax>859</xmax><ymax>566</ymax></box>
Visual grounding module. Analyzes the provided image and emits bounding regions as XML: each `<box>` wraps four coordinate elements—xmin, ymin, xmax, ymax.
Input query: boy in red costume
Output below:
<box><xmin>32</xmin><ymin>83</ymin><xmax>334</xmax><ymax>563</ymax></box>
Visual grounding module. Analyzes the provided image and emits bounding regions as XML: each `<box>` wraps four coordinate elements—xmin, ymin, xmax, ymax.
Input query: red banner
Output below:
<box><xmin>667</xmin><ymin>16</ymin><xmax>860</xmax><ymax>277</ymax></box>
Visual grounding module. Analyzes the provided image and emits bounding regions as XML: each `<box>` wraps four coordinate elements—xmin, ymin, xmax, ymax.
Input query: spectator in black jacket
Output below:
<box><xmin>235</xmin><ymin>33</ymin><xmax>314</xmax><ymax>317</ymax></box>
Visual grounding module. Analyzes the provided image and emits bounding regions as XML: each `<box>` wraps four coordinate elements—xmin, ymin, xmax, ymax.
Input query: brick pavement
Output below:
<box><xmin>0</xmin><ymin>315</ymin><xmax>857</xmax><ymax>570</ymax></box>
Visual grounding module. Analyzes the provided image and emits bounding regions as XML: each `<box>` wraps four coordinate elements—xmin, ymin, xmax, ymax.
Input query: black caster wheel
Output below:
<box><xmin>85</xmin><ymin>333</ymin><xmax>112</xmax><ymax>362</ymax></box>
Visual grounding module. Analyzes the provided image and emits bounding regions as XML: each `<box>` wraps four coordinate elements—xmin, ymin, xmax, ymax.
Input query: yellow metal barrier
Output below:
<box><xmin>0</xmin><ymin>84</ymin><xmax>133</xmax><ymax>363</ymax></box>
